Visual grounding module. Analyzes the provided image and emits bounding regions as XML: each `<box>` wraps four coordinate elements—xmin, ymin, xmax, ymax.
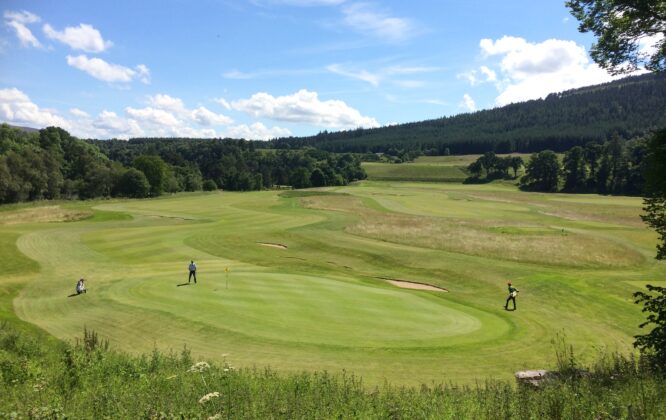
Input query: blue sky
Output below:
<box><xmin>0</xmin><ymin>0</ymin><xmax>629</xmax><ymax>139</ymax></box>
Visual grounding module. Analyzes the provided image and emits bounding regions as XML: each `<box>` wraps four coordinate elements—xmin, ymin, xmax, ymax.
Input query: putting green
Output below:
<box><xmin>3</xmin><ymin>181</ymin><xmax>665</xmax><ymax>385</ymax></box>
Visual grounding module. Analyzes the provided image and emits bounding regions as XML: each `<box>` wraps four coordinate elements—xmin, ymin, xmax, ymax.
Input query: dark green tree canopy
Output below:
<box><xmin>520</xmin><ymin>150</ymin><xmax>561</xmax><ymax>192</ymax></box>
<box><xmin>633</xmin><ymin>284</ymin><xmax>666</xmax><ymax>370</ymax></box>
<box><xmin>567</xmin><ymin>0</ymin><xmax>666</xmax><ymax>73</ymax></box>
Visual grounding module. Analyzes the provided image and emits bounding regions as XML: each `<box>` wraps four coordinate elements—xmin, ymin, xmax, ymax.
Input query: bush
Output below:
<box><xmin>202</xmin><ymin>179</ymin><xmax>218</xmax><ymax>191</ymax></box>
<box><xmin>117</xmin><ymin>168</ymin><xmax>150</xmax><ymax>198</ymax></box>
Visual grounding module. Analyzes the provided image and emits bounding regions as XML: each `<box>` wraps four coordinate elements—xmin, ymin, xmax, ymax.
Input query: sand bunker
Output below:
<box><xmin>257</xmin><ymin>242</ymin><xmax>288</xmax><ymax>249</ymax></box>
<box><xmin>378</xmin><ymin>277</ymin><xmax>448</xmax><ymax>292</ymax></box>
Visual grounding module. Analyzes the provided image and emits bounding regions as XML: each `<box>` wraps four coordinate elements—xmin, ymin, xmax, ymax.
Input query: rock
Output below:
<box><xmin>515</xmin><ymin>370</ymin><xmax>552</xmax><ymax>388</ymax></box>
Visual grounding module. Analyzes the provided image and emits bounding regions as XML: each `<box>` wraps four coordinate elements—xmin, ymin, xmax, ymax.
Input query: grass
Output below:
<box><xmin>2</xmin><ymin>324</ymin><xmax>665</xmax><ymax>419</ymax></box>
<box><xmin>0</xmin><ymin>182</ymin><xmax>665</xmax><ymax>388</ymax></box>
<box><xmin>362</xmin><ymin>154</ymin><xmax>538</xmax><ymax>182</ymax></box>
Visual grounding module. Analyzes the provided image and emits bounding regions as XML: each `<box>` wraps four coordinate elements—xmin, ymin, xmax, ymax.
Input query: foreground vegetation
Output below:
<box><xmin>2</xmin><ymin>324</ymin><xmax>665</xmax><ymax>419</ymax></box>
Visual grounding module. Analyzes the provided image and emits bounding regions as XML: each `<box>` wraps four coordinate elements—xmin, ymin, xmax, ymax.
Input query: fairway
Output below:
<box><xmin>2</xmin><ymin>182</ymin><xmax>665</xmax><ymax>385</ymax></box>
<box><xmin>362</xmin><ymin>154</ymin><xmax>535</xmax><ymax>182</ymax></box>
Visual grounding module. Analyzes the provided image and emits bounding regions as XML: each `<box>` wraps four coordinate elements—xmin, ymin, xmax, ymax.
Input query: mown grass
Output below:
<box><xmin>0</xmin><ymin>182</ymin><xmax>664</xmax><ymax>387</ymax></box>
<box><xmin>362</xmin><ymin>162</ymin><xmax>469</xmax><ymax>182</ymax></box>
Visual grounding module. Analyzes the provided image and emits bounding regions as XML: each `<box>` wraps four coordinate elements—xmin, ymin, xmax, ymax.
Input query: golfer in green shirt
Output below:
<box><xmin>505</xmin><ymin>282</ymin><xmax>519</xmax><ymax>310</ymax></box>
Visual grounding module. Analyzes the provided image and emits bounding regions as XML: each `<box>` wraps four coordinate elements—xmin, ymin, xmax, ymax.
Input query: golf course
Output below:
<box><xmin>2</xmin><ymin>179</ymin><xmax>664</xmax><ymax>386</ymax></box>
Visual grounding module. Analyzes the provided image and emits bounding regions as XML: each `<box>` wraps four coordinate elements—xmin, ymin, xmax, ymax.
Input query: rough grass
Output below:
<box><xmin>0</xmin><ymin>182</ymin><xmax>663</xmax><ymax>386</ymax></box>
<box><xmin>0</xmin><ymin>206</ymin><xmax>91</xmax><ymax>225</ymax></box>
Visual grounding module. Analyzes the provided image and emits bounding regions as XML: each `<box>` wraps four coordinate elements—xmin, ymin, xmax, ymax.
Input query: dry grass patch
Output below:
<box><xmin>348</xmin><ymin>213</ymin><xmax>644</xmax><ymax>268</ymax></box>
<box><xmin>0</xmin><ymin>206</ymin><xmax>91</xmax><ymax>225</ymax></box>
<box><xmin>301</xmin><ymin>195</ymin><xmax>367</xmax><ymax>213</ymax></box>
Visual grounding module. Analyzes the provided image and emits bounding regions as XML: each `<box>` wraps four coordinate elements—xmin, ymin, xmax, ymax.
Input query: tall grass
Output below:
<box><xmin>1</xmin><ymin>323</ymin><xmax>664</xmax><ymax>419</ymax></box>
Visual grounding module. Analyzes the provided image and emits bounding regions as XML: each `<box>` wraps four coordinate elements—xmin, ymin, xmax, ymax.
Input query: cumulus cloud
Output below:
<box><xmin>0</xmin><ymin>87</ymin><xmax>69</xmax><ymax>128</ymax></box>
<box><xmin>341</xmin><ymin>3</ymin><xmax>417</xmax><ymax>43</ymax></box>
<box><xmin>66</xmin><ymin>54</ymin><xmax>150</xmax><ymax>84</ymax></box>
<box><xmin>459</xmin><ymin>94</ymin><xmax>476</xmax><ymax>112</ymax></box>
<box><xmin>147</xmin><ymin>94</ymin><xmax>187</xmax><ymax>115</ymax></box>
<box><xmin>224</xmin><ymin>122</ymin><xmax>291</xmax><ymax>140</ymax></box>
<box><xmin>477</xmin><ymin>36</ymin><xmax>618</xmax><ymax>106</ymax></box>
<box><xmin>4</xmin><ymin>10</ymin><xmax>41</xmax><ymax>48</ymax></box>
<box><xmin>43</xmin><ymin>23</ymin><xmax>112</xmax><ymax>52</ymax></box>
<box><xmin>146</xmin><ymin>93</ymin><xmax>233</xmax><ymax>126</ymax></box>
<box><xmin>231</xmin><ymin>89</ymin><xmax>379</xmax><ymax>129</ymax></box>
<box><xmin>191</xmin><ymin>106</ymin><xmax>233</xmax><ymax>126</ymax></box>
<box><xmin>69</xmin><ymin>108</ymin><xmax>89</xmax><ymax>118</ymax></box>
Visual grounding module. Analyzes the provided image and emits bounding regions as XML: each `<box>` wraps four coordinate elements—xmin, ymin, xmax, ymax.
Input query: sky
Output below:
<box><xmin>0</xmin><ymin>0</ymin><xmax>649</xmax><ymax>140</ymax></box>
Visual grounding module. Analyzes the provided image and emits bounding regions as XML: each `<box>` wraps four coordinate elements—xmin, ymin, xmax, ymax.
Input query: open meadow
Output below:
<box><xmin>1</xmin><ymin>181</ymin><xmax>665</xmax><ymax>386</ymax></box>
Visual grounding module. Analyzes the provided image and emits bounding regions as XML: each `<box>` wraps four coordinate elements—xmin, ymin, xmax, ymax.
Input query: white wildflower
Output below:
<box><xmin>188</xmin><ymin>361</ymin><xmax>210</xmax><ymax>373</ymax></box>
<box><xmin>207</xmin><ymin>415</ymin><xmax>222</xmax><ymax>420</ymax></box>
<box><xmin>199</xmin><ymin>391</ymin><xmax>220</xmax><ymax>404</ymax></box>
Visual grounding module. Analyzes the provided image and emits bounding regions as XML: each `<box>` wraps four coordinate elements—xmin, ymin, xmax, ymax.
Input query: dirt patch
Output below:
<box><xmin>257</xmin><ymin>242</ymin><xmax>288</xmax><ymax>249</ymax></box>
<box><xmin>378</xmin><ymin>277</ymin><xmax>448</xmax><ymax>292</ymax></box>
<box><xmin>0</xmin><ymin>206</ymin><xmax>91</xmax><ymax>225</ymax></box>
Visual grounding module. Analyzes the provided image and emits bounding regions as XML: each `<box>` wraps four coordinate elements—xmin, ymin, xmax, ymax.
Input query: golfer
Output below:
<box><xmin>188</xmin><ymin>260</ymin><xmax>197</xmax><ymax>284</ymax></box>
<box><xmin>504</xmin><ymin>282</ymin><xmax>518</xmax><ymax>310</ymax></box>
<box><xmin>76</xmin><ymin>278</ymin><xmax>86</xmax><ymax>294</ymax></box>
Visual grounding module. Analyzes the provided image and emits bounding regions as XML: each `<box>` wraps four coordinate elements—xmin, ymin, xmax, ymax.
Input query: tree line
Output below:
<box><xmin>0</xmin><ymin>125</ymin><xmax>366</xmax><ymax>204</ymax></box>
<box><xmin>271</xmin><ymin>73</ymin><xmax>666</xmax><ymax>155</ymax></box>
<box><xmin>518</xmin><ymin>135</ymin><xmax>648</xmax><ymax>195</ymax></box>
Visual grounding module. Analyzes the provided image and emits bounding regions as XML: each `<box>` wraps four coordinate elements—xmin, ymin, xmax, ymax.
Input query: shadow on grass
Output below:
<box><xmin>67</xmin><ymin>293</ymin><xmax>82</xmax><ymax>298</ymax></box>
<box><xmin>176</xmin><ymin>283</ymin><xmax>193</xmax><ymax>287</ymax></box>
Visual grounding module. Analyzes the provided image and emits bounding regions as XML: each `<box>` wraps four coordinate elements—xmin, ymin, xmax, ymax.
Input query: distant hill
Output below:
<box><xmin>2</xmin><ymin>123</ymin><xmax>40</xmax><ymax>133</ymax></box>
<box><xmin>271</xmin><ymin>73</ymin><xmax>666</xmax><ymax>154</ymax></box>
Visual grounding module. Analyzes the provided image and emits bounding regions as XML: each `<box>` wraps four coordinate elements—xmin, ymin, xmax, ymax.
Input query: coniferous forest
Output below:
<box><xmin>271</xmin><ymin>73</ymin><xmax>666</xmax><ymax>154</ymax></box>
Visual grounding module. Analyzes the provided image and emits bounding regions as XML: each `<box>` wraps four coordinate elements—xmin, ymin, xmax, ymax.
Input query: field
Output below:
<box><xmin>1</xmin><ymin>181</ymin><xmax>665</xmax><ymax>386</ymax></box>
<box><xmin>362</xmin><ymin>154</ymin><xmax>535</xmax><ymax>182</ymax></box>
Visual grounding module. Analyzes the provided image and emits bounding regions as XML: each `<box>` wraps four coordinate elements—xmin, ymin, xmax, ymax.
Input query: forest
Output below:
<box><xmin>271</xmin><ymin>73</ymin><xmax>666</xmax><ymax>155</ymax></box>
<box><xmin>0</xmin><ymin>125</ymin><xmax>365</xmax><ymax>204</ymax></box>
<box><xmin>466</xmin><ymin>135</ymin><xmax>648</xmax><ymax>195</ymax></box>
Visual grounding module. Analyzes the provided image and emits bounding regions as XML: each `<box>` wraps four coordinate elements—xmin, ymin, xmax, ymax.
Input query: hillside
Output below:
<box><xmin>271</xmin><ymin>73</ymin><xmax>666</xmax><ymax>154</ymax></box>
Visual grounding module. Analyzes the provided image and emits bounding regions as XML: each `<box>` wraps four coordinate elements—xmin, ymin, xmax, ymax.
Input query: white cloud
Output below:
<box><xmin>480</xmin><ymin>36</ymin><xmax>528</xmax><ymax>56</ymax></box>
<box><xmin>231</xmin><ymin>89</ymin><xmax>379</xmax><ymax>129</ymax></box>
<box><xmin>135</xmin><ymin>64</ymin><xmax>151</xmax><ymax>84</ymax></box>
<box><xmin>477</xmin><ymin>36</ymin><xmax>620</xmax><ymax>106</ymax></box>
<box><xmin>4</xmin><ymin>10</ymin><xmax>41</xmax><ymax>48</ymax></box>
<box><xmin>147</xmin><ymin>94</ymin><xmax>233</xmax><ymax>126</ymax></box>
<box><xmin>459</xmin><ymin>93</ymin><xmax>476</xmax><ymax>112</ymax></box>
<box><xmin>224</xmin><ymin>122</ymin><xmax>291</xmax><ymax>140</ymax></box>
<box><xmin>326</xmin><ymin>64</ymin><xmax>380</xmax><ymax>86</ymax></box>
<box><xmin>66</xmin><ymin>54</ymin><xmax>150</xmax><ymax>84</ymax></box>
<box><xmin>92</xmin><ymin>110</ymin><xmax>142</xmax><ymax>137</ymax></box>
<box><xmin>43</xmin><ymin>23</ymin><xmax>112</xmax><ymax>52</ymax></box>
<box><xmin>457</xmin><ymin>71</ymin><xmax>479</xmax><ymax>86</ymax></box>
<box><xmin>147</xmin><ymin>94</ymin><xmax>187</xmax><ymax>115</ymax></box>
<box><xmin>191</xmin><ymin>106</ymin><xmax>233</xmax><ymax>126</ymax></box>
<box><xmin>0</xmin><ymin>87</ymin><xmax>69</xmax><ymax>128</ymax></box>
<box><xmin>69</xmin><ymin>108</ymin><xmax>89</xmax><ymax>118</ymax></box>
<box><xmin>126</xmin><ymin>107</ymin><xmax>180</xmax><ymax>127</ymax></box>
<box><xmin>214</xmin><ymin>98</ymin><xmax>232</xmax><ymax>110</ymax></box>
<box><xmin>341</xmin><ymin>3</ymin><xmax>417</xmax><ymax>43</ymax></box>
<box><xmin>479</xmin><ymin>66</ymin><xmax>496</xmax><ymax>82</ymax></box>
